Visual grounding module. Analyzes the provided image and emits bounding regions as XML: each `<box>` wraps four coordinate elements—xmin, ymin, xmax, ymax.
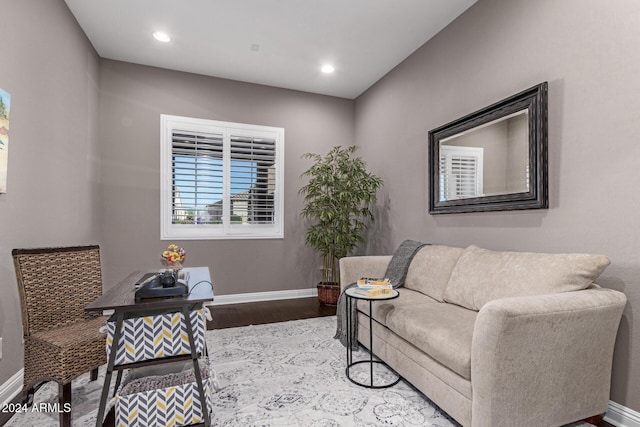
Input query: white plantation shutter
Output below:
<box><xmin>171</xmin><ymin>130</ymin><xmax>224</xmax><ymax>224</ymax></box>
<box><xmin>439</xmin><ymin>145</ymin><xmax>483</xmax><ymax>201</ymax></box>
<box><xmin>161</xmin><ymin>115</ymin><xmax>284</xmax><ymax>239</ymax></box>
<box><xmin>229</xmin><ymin>135</ymin><xmax>277</xmax><ymax>225</ymax></box>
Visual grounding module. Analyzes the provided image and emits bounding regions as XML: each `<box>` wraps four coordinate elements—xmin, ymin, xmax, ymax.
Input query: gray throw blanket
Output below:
<box><xmin>334</xmin><ymin>240</ymin><xmax>428</xmax><ymax>349</ymax></box>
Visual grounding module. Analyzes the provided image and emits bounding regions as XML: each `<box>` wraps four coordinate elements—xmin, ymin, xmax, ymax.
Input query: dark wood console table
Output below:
<box><xmin>86</xmin><ymin>267</ymin><xmax>214</xmax><ymax>427</ymax></box>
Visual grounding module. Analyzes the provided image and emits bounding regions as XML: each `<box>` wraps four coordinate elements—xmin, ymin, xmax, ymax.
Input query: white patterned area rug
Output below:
<box><xmin>207</xmin><ymin>316</ymin><xmax>592</xmax><ymax>427</ymax></box>
<box><xmin>207</xmin><ymin>316</ymin><xmax>457</xmax><ymax>426</ymax></box>
<box><xmin>6</xmin><ymin>316</ymin><xmax>594</xmax><ymax>426</ymax></box>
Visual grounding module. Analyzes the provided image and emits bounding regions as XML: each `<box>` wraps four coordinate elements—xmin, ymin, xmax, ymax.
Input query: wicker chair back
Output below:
<box><xmin>12</xmin><ymin>245</ymin><xmax>103</xmax><ymax>335</ymax></box>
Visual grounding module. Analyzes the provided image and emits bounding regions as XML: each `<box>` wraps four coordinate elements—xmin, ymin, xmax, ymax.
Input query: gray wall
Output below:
<box><xmin>2</xmin><ymin>0</ymin><xmax>639</xmax><ymax>416</ymax></box>
<box><xmin>355</xmin><ymin>0</ymin><xmax>640</xmax><ymax>412</ymax></box>
<box><xmin>0</xmin><ymin>0</ymin><xmax>101</xmax><ymax>386</ymax></box>
<box><xmin>98</xmin><ymin>59</ymin><xmax>354</xmax><ymax>295</ymax></box>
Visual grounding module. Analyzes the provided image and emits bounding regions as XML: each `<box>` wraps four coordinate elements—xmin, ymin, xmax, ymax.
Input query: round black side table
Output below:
<box><xmin>345</xmin><ymin>287</ymin><xmax>401</xmax><ymax>388</ymax></box>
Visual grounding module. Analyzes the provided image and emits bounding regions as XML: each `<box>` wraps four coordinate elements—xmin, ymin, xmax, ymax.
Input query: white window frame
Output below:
<box><xmin>161</xmin><ymin>114</ymin><xmax>284</xmax><ymax>240</ymax></box>
<box><xmin>439</xmin><ymin>145</ymin><xmax>484</xmax><ymax>201</ymax></box>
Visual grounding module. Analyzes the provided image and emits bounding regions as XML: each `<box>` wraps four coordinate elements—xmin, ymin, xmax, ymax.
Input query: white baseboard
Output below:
<box><xmin>606</xmin><ymin>400</ymin><xmax>640</xmax><ymax>427</ymax></box>
<box><xmin>0</xmin><ymin>369</ymin><xmax>23</xmax><ymax>407</ymax></box>
<box><xmin>209</xmin><ymin>287</ymin><xmax>318</xmax><ymax>305</ymax></box>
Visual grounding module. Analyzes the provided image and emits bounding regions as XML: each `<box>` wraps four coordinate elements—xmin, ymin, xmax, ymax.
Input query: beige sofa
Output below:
<box><xmin>340</xmin><ymin>244</ymin><xmax>626</xmax><ymax>427</ymax></box>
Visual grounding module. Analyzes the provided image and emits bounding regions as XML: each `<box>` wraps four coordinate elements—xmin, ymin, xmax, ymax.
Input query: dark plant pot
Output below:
<box><xmin>317</xmin><ymin>282</ymin><xmax>340</xmax><ymax>306</ymax></box>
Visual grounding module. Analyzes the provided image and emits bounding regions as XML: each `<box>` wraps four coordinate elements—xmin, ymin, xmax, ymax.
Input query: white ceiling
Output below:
<box><xmin>64</xmin><ymin>0</ymin><xmax>476</xmax><ymax>99</ymax></box>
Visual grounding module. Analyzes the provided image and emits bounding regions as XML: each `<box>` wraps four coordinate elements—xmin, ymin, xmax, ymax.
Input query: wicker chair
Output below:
<box><xmin>12</xmin><ymin>245</ymin><xmax>108</xmax><ymax>427</ymax></box>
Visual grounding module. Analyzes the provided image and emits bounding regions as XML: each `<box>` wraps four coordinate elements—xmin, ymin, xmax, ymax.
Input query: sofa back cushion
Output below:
<box><xmin>443</xmin><ymin>245</ymin><xmax>611</xmax><ymax>311</ymax></box>
<box><xmin>404</xmin><ymin>245</ymin><xmax>465</xmax><ymax>302</ymax></box>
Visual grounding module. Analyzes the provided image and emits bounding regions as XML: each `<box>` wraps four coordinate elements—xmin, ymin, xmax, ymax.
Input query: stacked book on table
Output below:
<box><xmin>353</xmin><ymin>277</ymin><xmax>393</xmax><ymax>297</ymax></box>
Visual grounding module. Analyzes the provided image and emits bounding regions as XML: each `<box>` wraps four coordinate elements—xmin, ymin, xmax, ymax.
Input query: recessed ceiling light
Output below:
<box><xmin>321</xmin><ymin>64</ymin><xmax>335</xmax><ymax>74</ymax></box>
<box><xmin>153</xmin><ymin>32</ymin><xmax>171</xmax><ymax>42</ymax></box>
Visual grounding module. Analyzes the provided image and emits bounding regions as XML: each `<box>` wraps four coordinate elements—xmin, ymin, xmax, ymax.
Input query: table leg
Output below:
<box><xmin>369</xmin><ymin>300</ymin><xmax>373</xmax><ymax>387</ymax></box>
<box><xmin>96</xmin><ymin>311</ymin><xmax>124</xmax><ymax>427</ymax></box>
<box><xmin>181</xmin><ymin>306</ymin><xmax>211</xmax><ymax>427</ymax></box>
<box><xmin>346</xmin><ymin>296</ymin><xmax>352</xmax><ymax>366</ymax></box>
<box><xmin>112</xmin><ymin>370</ymin><xmax>123</xmax><ymax>398</ymax></box>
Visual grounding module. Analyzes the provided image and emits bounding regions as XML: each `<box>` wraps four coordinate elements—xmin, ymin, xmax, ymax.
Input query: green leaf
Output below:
<box><xmin>298</xmin><ymin>145</ymin><xmax>384</xmax><ymax>266</ymax></box>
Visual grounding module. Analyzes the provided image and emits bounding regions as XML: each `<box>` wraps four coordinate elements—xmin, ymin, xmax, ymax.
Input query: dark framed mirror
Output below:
<box><xmin>428</xmin><ymin>82</ymin><xmax>548</xmax><ymax>214</ymax></box>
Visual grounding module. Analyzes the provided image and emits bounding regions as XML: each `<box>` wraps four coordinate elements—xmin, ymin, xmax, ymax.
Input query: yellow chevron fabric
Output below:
<box><xmin>115</xmin><ymin>378</ymin><xmax>213</xmax><ymax>427</ymax></box>
<box><xmin>106</xmin><ymin>309</ymin><xmax>206</xmax><ymax>365</ymax></box>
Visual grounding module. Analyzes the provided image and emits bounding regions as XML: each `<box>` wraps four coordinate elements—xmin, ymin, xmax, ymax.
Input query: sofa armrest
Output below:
<box><xmin>471</xmin><ymin>287</ymin><xmax>626</xmax><ymax>427</ymax></box>
<box><xmin>339</xmin><ymin>255</ymin><xmax>392</xmax><ymax>291</ymax></box>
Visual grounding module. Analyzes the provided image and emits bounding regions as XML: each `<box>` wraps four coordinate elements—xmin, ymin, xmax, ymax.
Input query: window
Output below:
<box><xmin>439</xmin><ymin>145</ymin><xmax>484</xmax><ymax>201</ymax></box>
<box><xmin>161</xmin><ymin>115</ymin><xmax>284</xmax><ymax>239</ymax></box>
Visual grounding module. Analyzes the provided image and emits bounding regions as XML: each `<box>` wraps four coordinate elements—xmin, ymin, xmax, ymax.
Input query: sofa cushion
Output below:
<box><xmin>443</xmin><ymin>245</ymin><xmax>611</xmax><ymax>311</ymax></box>
<box><xmin>356</xmin><ymin>288</ymin><xmax>439</xmax><ymax>324</ymax></box>
<box><xmin>404</xmin><ymin>245</ymin><xmax>465</xmax><ymax>302</ymax></box>
<box><xmin>385</xmin><ymin>302</ymin><xmax>477</xmax><ymax>380</ymax></box>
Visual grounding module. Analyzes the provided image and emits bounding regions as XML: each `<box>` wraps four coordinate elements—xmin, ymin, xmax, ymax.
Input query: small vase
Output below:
<box><xmin>161</xmin><ymin>260</ymin><xmax>183</xmax><ymax>271</ymax></box>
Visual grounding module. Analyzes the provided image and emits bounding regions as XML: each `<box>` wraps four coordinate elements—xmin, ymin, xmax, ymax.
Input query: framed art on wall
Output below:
<box><xmin>0</xmin><ymin>87</ymin><xmax>10</xmax><ymax>193</ymax></box>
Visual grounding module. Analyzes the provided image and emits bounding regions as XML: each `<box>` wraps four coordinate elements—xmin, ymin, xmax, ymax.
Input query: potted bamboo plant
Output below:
<box><xmin>299</xmin><ymin>145</ymin><xmax>383</xmax><ymax>305</ymax></box>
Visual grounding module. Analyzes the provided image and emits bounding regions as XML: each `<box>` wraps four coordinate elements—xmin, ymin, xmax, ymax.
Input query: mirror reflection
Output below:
<box><xmin>438</xmin><ymin>110</ymin><xmax>529</xmax><ymax>201</ymax></box>
<box><xmin>428</xmin><ymin>82</ymin><xmax>547</xmax><ymax>214</ymax></box>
